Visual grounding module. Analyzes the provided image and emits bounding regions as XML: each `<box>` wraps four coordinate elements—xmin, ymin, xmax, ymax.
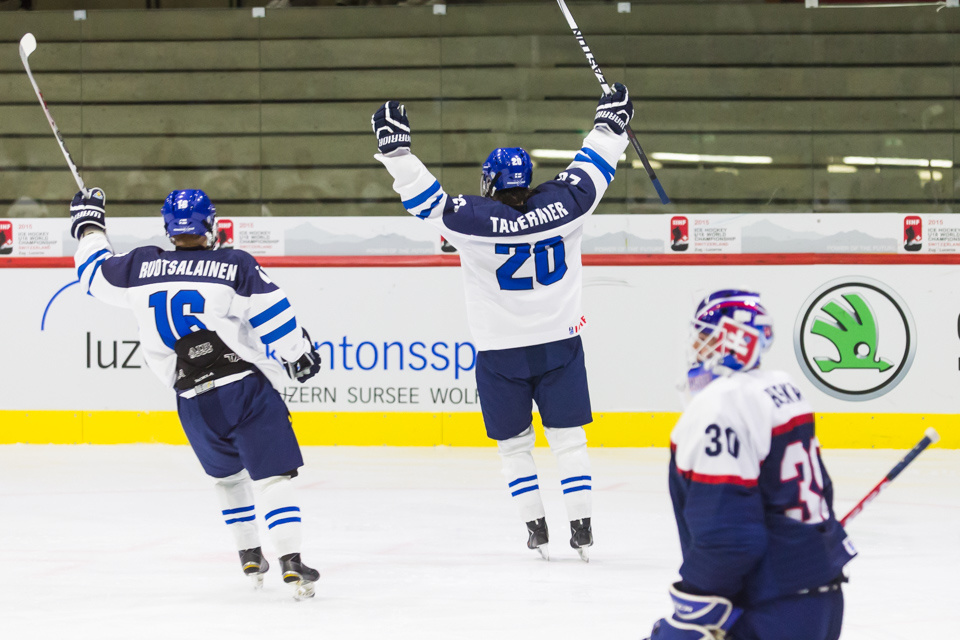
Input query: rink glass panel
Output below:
<box><xmin>0</xmin><ymin>3</ymin><xmax>956</xmax><ymax>218</ymax></box>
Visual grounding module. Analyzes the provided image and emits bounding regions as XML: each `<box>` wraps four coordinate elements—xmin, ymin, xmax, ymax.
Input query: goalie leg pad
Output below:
<box><xmin>545</xmin><ymin>426</ymin><xmax>592</xmax><ymax>521</ymax></box>
<box><xmin>497</xmin><ymin>426</ymin><xmax>546</xmax><ymax>523</ymax></box>
<box><xmin>213</xmin><ymin>469</ymin><xmax>261</xmax><ymax>552</ymax></box>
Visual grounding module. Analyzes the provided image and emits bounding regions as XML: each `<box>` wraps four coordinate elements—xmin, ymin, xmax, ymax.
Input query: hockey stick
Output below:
<box><xmin>19</xmin><ymin>33</ymin><xmax>87</xmax><ymax>195</ymax></box>
<box><xmin>554</xmin><ymin>0</ymin><xmax>670</xmax><ymax>205</ymax></box>
<box><xmin>840</xmin><ymin>427</ymin><xmax>940</xmax><ymax>526</ymax></box>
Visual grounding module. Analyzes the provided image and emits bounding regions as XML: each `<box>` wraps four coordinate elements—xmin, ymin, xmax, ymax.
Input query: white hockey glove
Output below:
<box><xmin>645</xmin><ymin>583</ymin><xmax>743</xmax><ymax>640</ymax></box>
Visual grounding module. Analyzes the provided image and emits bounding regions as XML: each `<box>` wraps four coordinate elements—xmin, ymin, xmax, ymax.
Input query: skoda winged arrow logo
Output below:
<box><xmin>794</xmin><ymin>278</ymin><xmax>916</xmax><ymax>401</ymax></box>
<box><xmin>810</xmin><ymin>293</ymin><xmax>892</xmax><ymax>373</ymax></box>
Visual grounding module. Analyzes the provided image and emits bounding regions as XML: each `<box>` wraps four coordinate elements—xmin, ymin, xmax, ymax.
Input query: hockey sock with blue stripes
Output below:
<box><xmin>256</xmin><ymin>474</ymin><xmax>303</xmax><ymax>558</ymax></box>
<box><xmin>497</xmin><ymin>426</ymin><xmax>546</xmax><ymax>524</ymax></box>
<box><xmin>545</xmin><ymin>426</ymin><xmax>592</xmax><ymax>522</ymax></box>
<box><xmin>213</xmin><ymin>469</ymin><xmax>261</xmax><ymax>552</ymax></box>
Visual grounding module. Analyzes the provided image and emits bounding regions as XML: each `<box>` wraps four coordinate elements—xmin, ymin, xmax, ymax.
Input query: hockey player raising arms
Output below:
<box><xmin>70</xmin><ymin>188</ymin><xmax>322</xmax><ymax>599</ymax></box>
<box><xmin>646</xmin><ymin>290</ymin><xmax>856</xmax><ymax>640</ymax></box>
<box><xmin>372</xmin><ymin>85</ymin><xmax>633</xmax><ymax>561</ymax></box>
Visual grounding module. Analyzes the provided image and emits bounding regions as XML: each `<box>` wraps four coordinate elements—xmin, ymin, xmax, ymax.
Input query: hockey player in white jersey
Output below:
<box><xmin>70</xmin><ymin>188</ymin><xmax>323</xmax><ymax>599</ymax></box>
<box><xmin>372</xmin><ymin>84</ymin><xmax>634</xmax><ymax>561</ymax></box>
<box><xmin>645</xmin><ymin>290</ymin><xmax>856</xmax><ymax>640</ymax></box>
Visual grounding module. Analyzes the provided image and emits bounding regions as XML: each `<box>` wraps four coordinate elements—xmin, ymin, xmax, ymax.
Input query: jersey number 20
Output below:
<box><xmin>495</xmin><ymin>236</ymin><xmax>567</xmax><ymax>291</ymax></box>
<box><xmin>149</xmin><ymin>290</ymin><xmax>208</xmax><ymax>349</ymax></box>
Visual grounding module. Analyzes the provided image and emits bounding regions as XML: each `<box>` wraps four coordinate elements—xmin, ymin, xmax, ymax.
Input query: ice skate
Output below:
<box><xmin>570</xmin><ymin>518</ymin><xmax>592</xmax><ymax>562</ymax></box>
<box><xmin>280</xmin><ymin>553</ymin><xmax>320</xmax><ymax>600</ymax></box>
<box><xmin>239</xmin><ymin>547</ymin><xmax>269</xmax><ymax>590</ymax></box>
<box><xmin>525</xmin><ymin>518</ymin><xmax>550</xmax><ymax>560</ymax></box>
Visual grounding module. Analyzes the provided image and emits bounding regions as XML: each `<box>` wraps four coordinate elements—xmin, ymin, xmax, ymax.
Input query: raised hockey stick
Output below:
<box><xmin>840</xmin><ymin>427</ymin><xmax>940</xmax><ymax>526</ymax></box>
<box><xmin>554</xmin><ymin>0</ymin><xmax>670</xmax><ymax>205</ymax></box>
<box><xmin>19</xmin><ymin>33</ymin><xmax>87</xmax><ymax>195</ymax></box>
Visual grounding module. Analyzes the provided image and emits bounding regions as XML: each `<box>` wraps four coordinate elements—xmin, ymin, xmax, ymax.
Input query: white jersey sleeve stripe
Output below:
<box><xmin>86</xmin><ymin>256</ymin><xmax>108</xmax><ymax>291</ymax></box>
<box><xmin>259</xmin><ymin>316</ymin><xmax>298</xmax><ymax>345</ymax></box>
<box><xmin>250</xmin><ymin>298</ymin><xmax>291</xmax><ymax>328</ymax></box>
<box><xmin>77</xmin><ymin>248</ymin><xmax>109</xmax><ymax>283</ymax></box>
<box><xmin>374</xmin><ymin>151</ymin><xmax>446</xmax><ymax>221</ymax></box>
<box><xmin>573</xmin><ymin>147</ymin><xmax>615</xmax><ymax>184</ymax></box>
<box><xmin>403</xmin><ymin>179</ymin><xmax>441</xmax><ymax>210</ymax></box>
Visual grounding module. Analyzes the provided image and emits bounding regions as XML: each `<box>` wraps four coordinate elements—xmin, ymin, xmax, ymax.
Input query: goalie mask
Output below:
<box><xmin>481</xmin><ymin>147</ymin><xmax>533</xmax><ymax>197</ymax></box>
<box><xmin>161</xmin><ymin>189</ymin><xmax>217</xmax><ymax>247</ymax></box>
<box><xmin>686</xmin><ymin>289</ymin><xmax>774</xmax><ymax>396</ymax></box>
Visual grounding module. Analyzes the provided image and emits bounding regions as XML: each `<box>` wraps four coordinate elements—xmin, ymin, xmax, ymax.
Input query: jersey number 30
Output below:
<box><xmin>149</xmin><ymin>290</ymin><xmax>208</xmax><ymax>349</ymax></box>
<box><xmin>495</xmin><ymin>236</ymin><xmax>567</xmax><ymax>291</ymax></box>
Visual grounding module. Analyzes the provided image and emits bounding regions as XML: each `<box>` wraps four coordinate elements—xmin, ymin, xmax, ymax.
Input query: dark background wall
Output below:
<box><xmin>1</xmin><ymin>1</ymin><xmax>957</xmax><ymax>218</ymax></box>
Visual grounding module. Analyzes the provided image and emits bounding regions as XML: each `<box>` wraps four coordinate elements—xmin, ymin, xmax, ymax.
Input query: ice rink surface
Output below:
<box><xmin>1</xmin><ymin>444</ymin><xmax>956</xmax><ymax>639</ymax></box>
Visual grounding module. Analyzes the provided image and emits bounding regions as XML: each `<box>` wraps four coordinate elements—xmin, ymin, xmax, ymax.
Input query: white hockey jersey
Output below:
<box><xmin>669</xmin><ymin>368</ymin><xmax>855</xmax><ymax>605</ymax></box>
<box><xmin>74</xmin><ymin>232</ymin><xmax>312</xmax><ymax>395</ymax></box>
<box><xmin>376</xmin><ymin>126</ymin><xmax>629</xmax><ymax>351</ymax></box>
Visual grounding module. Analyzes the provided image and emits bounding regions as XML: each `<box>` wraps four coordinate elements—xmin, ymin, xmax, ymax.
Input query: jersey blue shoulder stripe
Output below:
<box><xmin>575</xmin><ymin>147</ymin><xmax>616</xmax><ymax>184</ymax></box>
<box><xmin>260</xmin><ymin>317</ymin><xmax>297</xmax><ymax>345</ymax></box>
<box><xmin>250</xmin><ymin>298</ymin><xmax>291</xmax><ymax>328</ymax></box>
<box><xmin>402</xmin><ymin>180</ymin><xmax>441</xmax><ymax>210</ymax></box>
<box><xmin>77</xmin><ymin>248</ymin><xmax>110</xmax><ymax>280</ymax></box>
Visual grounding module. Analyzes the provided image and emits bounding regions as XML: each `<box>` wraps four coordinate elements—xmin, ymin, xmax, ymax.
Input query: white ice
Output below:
<box><xmin>1</xmin><ymin>444</ymin><xmax>957</xmax><ymax>639</ymax></box>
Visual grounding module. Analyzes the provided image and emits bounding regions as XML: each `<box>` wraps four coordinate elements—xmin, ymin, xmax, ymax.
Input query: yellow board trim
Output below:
<box><xmin>0</xmin><ymin>411</ymin><xmax>956</xmax><ymax>448</ymax></box>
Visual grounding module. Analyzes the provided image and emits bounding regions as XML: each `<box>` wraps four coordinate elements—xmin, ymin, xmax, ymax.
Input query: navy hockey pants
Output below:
<box><xmin>176</xmin><ymin>370</ymin><xmax>304</xmax><ymax>481</ymax></box>
<box><xmin>475</xmin><ymin>335</ymin><xmax>592</xmax><ymax>441</ymax></box>
<box><xmin>732</xmin><ymin>589</ymin><xmax>843</xmax><ymax>640</ymax></box>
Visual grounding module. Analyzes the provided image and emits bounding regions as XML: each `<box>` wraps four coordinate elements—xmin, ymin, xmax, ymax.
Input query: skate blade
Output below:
<box><xmin>291</xmin><ymin>580</ymin><xmax>316</xmax><ymax>601</ymax></box>
<box><xmin>247</xmin><ymin>572</ymin><xmax>266</xmax><ymax>590</ymax></box>
<box><xmin>535</xmin><ymin>544</ymin><xmax>550</xmax><ymax>561</ymax></box>
<box><xmin>576</xmin><ymin>546</ymin><xmax>590</xmax><ymax>563</ymax></box>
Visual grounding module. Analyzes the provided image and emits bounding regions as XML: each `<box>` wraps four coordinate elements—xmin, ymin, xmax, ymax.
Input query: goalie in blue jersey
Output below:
<box><xmin>70</xmin><ymin>188</ymin><xmax>323</xmax><ymax>599</ymax></box>
<box><xmin>646</xmin><ymin>290</ymin><xmax>856</xmax><ymax>640</ymax></box>
<box><xmin>372</xmin><ymin>85</ymin><xmax>634</xmax><ymax>561</ymax></box>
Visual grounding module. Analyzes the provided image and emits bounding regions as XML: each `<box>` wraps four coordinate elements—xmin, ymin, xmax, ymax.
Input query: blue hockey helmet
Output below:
<box><xmin>686</xmin><ymin>289</ymin><xmax>774</xmax><ymax>395</ymax></box>
<box><xmin>481</xmin><ymin>147</ymin><xmax>533</xmax><ymax>197</ymax></box>
<box><xmin>161</xmin><ymin>189</ymin><xmax>216</xmax><ymax>246</ymax></box>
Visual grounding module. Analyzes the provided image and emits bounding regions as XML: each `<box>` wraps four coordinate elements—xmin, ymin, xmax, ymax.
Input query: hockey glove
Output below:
<box><xmin>283</xmin><ymin>329</ymin><xmax>322</xmax><ymax>384</ymax></box>
<box><xmin>594</xmin><ymin>83</ymin><xmax>633</xmax><ymax>136</ymax></box>
<box><xmin>371</xmin><ymin>100</ymin><xmax>411</xmax><ymax>155</ymax></box>
<box><xmin>645</xmin><ymin>583</ymin><xmax>743</xmax><ymax>640</ymax></box>
<box><xmin>69</xmin><ymin>188</ymin><xmax>107</xmax><ymax>240</ymax></box>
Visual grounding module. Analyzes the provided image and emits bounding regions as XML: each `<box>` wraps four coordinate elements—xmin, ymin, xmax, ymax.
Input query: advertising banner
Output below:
<box><xmin>3</xmin><ymin>262</ymin><xmax>958</xmax><ymax>417</ymax></box>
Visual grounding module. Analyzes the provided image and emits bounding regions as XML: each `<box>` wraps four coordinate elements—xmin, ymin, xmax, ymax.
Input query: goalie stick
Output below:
<box><xmin>840</xmin><ymin>427</ymin><xmax>940</xmax><ymax>526</ymax></box>
<box><xmin>19</xmin><ymin>33</ymin><xmax>87</xmax><ymax>195</ymax></box>
<box><xmin>554</xmin><ymin>0</ymin><xmax>670</xmax><ymax>205</ymax></box>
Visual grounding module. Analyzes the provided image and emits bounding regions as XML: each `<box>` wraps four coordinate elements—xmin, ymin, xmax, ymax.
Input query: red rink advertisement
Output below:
<box><xmin>0</xmin><ymin>220</ymin><xmax>12</xmax><ymax>255</ymax></box>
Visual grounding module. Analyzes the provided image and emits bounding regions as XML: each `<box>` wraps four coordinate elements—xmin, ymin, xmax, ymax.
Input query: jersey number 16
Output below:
<box><xmin>149</xmin><ymin>290</ymin><xmax>208</xmax><ymax>349</ymax></box>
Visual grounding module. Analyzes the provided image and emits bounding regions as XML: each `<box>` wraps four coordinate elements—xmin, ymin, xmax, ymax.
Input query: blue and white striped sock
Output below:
<box><xmin>256</xmin><ymin>475</ymin><xmax>303</xmax><ymax>558</ymax></box>
<box><xmin>498</xmin><ymin>427</ymin><xmax>546</xmax><ymax>523</ymax></box>
<box><xmin>213</xmin><ymin>469</ymin><xmax>261</xmax><ymax>551</ymax></box>
<box><xmin>546</xmin><ymin>426</ymin><xmax>593</xmax><ymax>521</ymax></box>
